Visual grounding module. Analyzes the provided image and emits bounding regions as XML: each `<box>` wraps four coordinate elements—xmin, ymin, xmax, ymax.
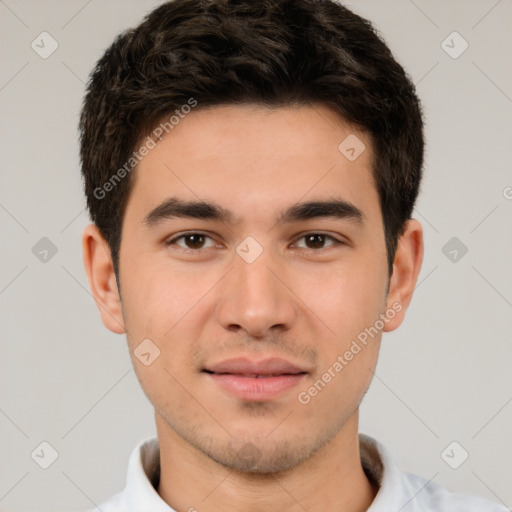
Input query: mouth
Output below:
<box><xmin>202</xmin><ymin>372</ymin><xmax>308</xmax><ymax>401</ymax></box>
<box><xmin>203</xmin><ymin>372</ymin><xmax>306</xmax><ymax>378</ymax></box>
<box><xmin>202</xmin><ymin>357</ymin><xmax>309</xmax><ymax>401</ymax></box>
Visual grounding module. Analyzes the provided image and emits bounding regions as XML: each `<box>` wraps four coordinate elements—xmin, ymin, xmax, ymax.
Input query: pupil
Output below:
<box><xmin>307</xmin><ymin>234</ymin><xmax>324</xmax><ymax>248</ymax></box>
<box><xmin>187</xmin><ymin>234</ymin><xmax>204</xmax><ymax>248</ymax></box>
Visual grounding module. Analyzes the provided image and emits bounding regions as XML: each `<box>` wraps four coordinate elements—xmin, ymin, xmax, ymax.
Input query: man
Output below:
<box><xmin>79</xmin><ymin>0</ymin><xmax>506</xmax><ymax>510</ymax></box>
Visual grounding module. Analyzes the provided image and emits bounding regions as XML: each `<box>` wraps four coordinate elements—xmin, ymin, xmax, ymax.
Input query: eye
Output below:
<box><xmin>293</xmin><ymin>233</ymin><xmax>343</xmax><ymax>250</ymax></box>
<box><xmin>165</xmin><ymin>232</ymin><xmax>217</xmax><ymax>250</ymax></box>
<box><xmin>164</xmin><ymin>232</ymin><xmax>343</xmax><ymax>252</ymax></box>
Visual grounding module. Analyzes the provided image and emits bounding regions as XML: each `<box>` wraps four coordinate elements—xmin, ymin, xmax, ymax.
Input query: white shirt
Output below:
<box><xmin>87</xmin><ymin>434</ymin><xmax>507</xmax><ymax>511</ymax></box>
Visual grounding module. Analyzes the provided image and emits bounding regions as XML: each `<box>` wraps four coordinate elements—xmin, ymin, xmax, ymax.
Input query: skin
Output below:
<box><xmin>82</xmin><ymin>103</ymin><xmax>423</xmax><ymax>512</ymax></box>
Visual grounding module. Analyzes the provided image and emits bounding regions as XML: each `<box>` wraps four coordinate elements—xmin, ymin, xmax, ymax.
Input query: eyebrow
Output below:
<box><xmin>143</xmin><ymin>196</ymin><xmax>364</xmax><ymax>227</ymax></box>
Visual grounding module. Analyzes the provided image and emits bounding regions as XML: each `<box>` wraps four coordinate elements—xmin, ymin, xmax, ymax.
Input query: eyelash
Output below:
<box><xmin>164</xmin><ymin>232</ymin><xmax>344</xmax><ymax>251</ymax></box>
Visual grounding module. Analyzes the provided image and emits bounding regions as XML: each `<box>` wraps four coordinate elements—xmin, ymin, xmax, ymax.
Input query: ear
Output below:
<box><xmin>82</xmin><ymin>224</ymin><xmax>126</xmax><ymax>334</ymax></box>
<box><xmin>383</xmin><ymin>219</ymin><xmax>423</xmax><ymax>332</ymax></box>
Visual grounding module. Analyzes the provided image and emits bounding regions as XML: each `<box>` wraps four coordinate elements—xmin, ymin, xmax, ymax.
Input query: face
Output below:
<box><xmin>85</xmin><ymin>103</ymin><xmax>420</xmax><ymax>473</ymax></box>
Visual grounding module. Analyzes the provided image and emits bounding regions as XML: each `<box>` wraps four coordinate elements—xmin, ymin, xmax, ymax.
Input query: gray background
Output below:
<box><xmin>0</xmin><ymin>0</ymin><xmax>511</xmax><ymax>510</ymax></box>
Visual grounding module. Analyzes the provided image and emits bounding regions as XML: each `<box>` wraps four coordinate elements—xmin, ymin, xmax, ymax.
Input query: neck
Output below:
<box><xmin>155</xmin><ymin>412</ymin><xmax>377</xmax><ymax>512</ymax></box>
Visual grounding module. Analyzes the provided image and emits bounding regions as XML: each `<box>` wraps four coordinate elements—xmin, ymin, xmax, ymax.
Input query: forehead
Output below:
<box><xmin>126</xmin><ymin>103</ymin><xmax>379</xmax><ymax>223</ymax></box>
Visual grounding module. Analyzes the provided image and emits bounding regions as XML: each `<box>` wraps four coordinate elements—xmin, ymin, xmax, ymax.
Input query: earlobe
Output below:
<box><xmin>383</xmin><ymin>219</ymin><xmax>424</xmax><ymax>332</ymax></box>
<box><xmin>82</xmin><ymin>224</ymin><xmax>126</xmax><ymax>334</ymax></box>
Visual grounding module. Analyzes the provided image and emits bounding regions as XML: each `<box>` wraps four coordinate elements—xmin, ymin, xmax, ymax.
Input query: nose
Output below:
<box><xmin>215</xmin><ymin>246</ymin><xmax>297</xmax><ymax>338</ymax></box>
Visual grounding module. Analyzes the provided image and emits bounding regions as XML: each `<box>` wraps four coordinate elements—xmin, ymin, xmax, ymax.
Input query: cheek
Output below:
<box><xmin>119</xmin><ymin>264</ymin><xmax>185</xmax><ymax>343</ymax></box>
<box><xmin>120</xmin><ymin>267</ymin><xmax>207</xmax><ymax>403</ymax></box>
<box><xmin>304</xmin><ymin>263</ymin><xmax>388</xmax><ymax>339</ymax></box>
<box><xmin>119</xmin><ymin>261</ymin><xmax>219</xmax><ymax>369</ymax></box>
<box><xmin>301</xmin><ymin>263</ymin><xmax>386</xmax><ymax>393</ymax></box>
<box><xmin>316</xmin><ymin>343</ymin><xmax>380</xmax><ymax>415</ymax></box>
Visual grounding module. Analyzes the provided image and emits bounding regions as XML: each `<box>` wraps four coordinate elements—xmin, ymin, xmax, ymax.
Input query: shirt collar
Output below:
<box><xmin>360</xmin><ymin>433</ymin><xmax>415</xmax><ymax>510</ymax></box>
<box><xmin>122</xmin><ymin>436</ymin><xmax>172</xmax><ymax>511</ymax></box>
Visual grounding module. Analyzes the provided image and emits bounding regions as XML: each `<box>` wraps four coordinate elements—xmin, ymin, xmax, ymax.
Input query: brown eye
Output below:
<box><xmin>183</xmin><ymin>234</ymin><xmax>206</xmax><ymax>249</ymax></box>
<box><xmin>166</xmin><ymin>233</ymin><xmax>216</xmax><ymax>250</ymax></box>
<box><xmin>295</xmin><ymin>233</ymin><xmax>340</xmax><ymax>250</ymax></box>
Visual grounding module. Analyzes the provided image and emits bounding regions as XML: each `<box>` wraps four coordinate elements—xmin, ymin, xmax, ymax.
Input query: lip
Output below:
<box><xmin>204</xmin><ymin>373</ymin><xmax>307</xmax><ymax>401</ymax></box>
<box><xmin>203</xmin><ymin>357</ymin><xmax>309</xmax><ymax>401</ymax></box>
<box><xmin>204</xmin><ymin>357</ymin><xmax>306</xmax><ymax>375</ymax></box>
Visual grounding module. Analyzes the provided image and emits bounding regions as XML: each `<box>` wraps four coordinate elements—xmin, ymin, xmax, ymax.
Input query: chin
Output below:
<box><xmin>214</xmin><ymin>440</ymin><xmax>311</xmax><ymax>474</ymax></box>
